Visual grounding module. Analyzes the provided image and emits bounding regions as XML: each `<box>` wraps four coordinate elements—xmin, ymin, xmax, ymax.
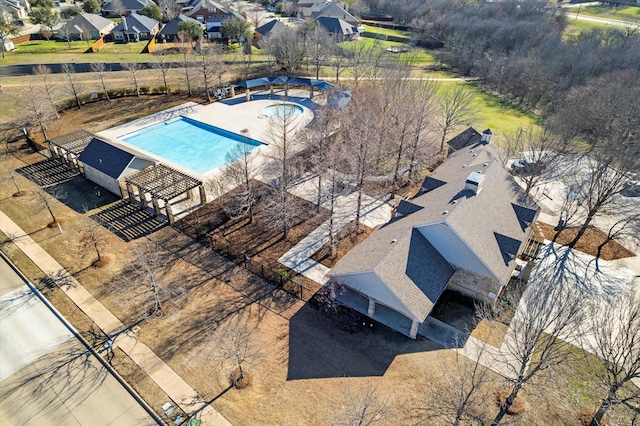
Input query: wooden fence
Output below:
<box><xmin>142</xmin><ymin>37</ymin><xmax>156</xmax><ymax>53</ymax></box>
<box><xmin>86</xmin><ymin>36</ymin><xmax>105</xmax><ymax>53</ymax></box>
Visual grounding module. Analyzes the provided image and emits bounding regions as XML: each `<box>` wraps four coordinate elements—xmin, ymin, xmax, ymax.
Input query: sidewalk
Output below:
<box><xmin>0</xmin><ymin>211</ymin><xmax>231</xmax><ymax>426</ymax></box>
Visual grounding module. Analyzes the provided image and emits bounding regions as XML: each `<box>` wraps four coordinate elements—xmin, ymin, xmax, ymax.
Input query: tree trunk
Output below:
<box><xmin>568</xmin><ymin>212</ymin><xmax>596</xmax><ymax>248</ymax></box>
<box><xmin>590</xmin><ymin>387</ymin><xmax>618</xmax><ymax>426</ymax></box>
<box><xmin>491</xmin><ymin>382</ymin><xmax>523</xmax><ymax>425</ymax></box>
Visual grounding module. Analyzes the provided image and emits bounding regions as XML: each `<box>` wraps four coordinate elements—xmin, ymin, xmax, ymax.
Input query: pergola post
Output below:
<box><xmin>409</xmin><ymin>319</ymin><xmax>419</xmax><ymax>339</ymax></box>
<box><xmin>284</xmin><ymin>83</ymin><xmax>289</xmax><ymax>97</ymax></box>
<box><xmin>270</xmin><ymin>84</ymin><xmax>274</xmax><ymax>96</ymax></box>
<box><xmin>140</xmin><ymin>191</ymin><xmax>150</xmax><ymax>209</ymax></box>
<box><xmin>166</xmin><ymin>202</ymin><xmax>175</xmax><ymax>224</ymax></box>
<box><xmin>309</xmin><ymin>86</ymin><xmax>314</xmax><ymax>99</ymax></box>
<box><xmin>125</xmin><ymin>182</ymin><xmax>134</xmax><ymax>200</ymax></box>
<box><xmin>367</xmin><ymin>299</ymin><xmax>376</xmax><ymax>317</ymax></box>
<box><xmin>245</xmin><ymin>88</ymin><xmax>251</xmax><ymax>101</ymax></box>
<box><xmin>198</xmin><ymin>185</ymin><xmax>207</xmax><ymax>206</ymax></box>
<box><xmin>230</xmin><ymin>85</ymin><xmax>235</xmax><ymax>97</ymax></box>
<box><xmin>151</xmin><ymin>197</ymin><xmax>161</xmax><ymax>216</ymax></box>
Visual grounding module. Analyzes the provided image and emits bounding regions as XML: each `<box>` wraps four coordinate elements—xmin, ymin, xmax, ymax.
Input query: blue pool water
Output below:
<box><xmin>121</xmin><ymin>117</ymin><xmax>264</xmax><ymax>174</ymax></box>
<box><xmin>263</xmin><ymin>104</ymin><xmax>303</xmax><ymax>118</ymax></box>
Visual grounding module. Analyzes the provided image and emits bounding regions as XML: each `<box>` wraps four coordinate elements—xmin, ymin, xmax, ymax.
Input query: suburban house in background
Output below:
<box><xmin>157</xmin><ymin>14</ymin><xmax>203</xmax><ymax>42</ymax></box>
<box><xmin>102</xmin><ymin>0</ymin><xmax>150</xmax><ymax>17</ymax></box>
<box><xmin>254</xmin><ymin>19</ymin><xmax>289</xmax><ymax>41</ymax></box>
<box><xmin>77</xmin><ymin>138</ymin><xmax>155</xmax><ymax>198</ymax></box>
<box><xmin>205</xmin><ymin>11</ymin><xmax>243</xmax><ymax>41</ymax></box>
<box><xmin>0</xmin><ymin>0</ymin><xmax>29</xmax><ymax>19</ymax></box>
<box><xmin>315</xmin><ymin>16</ymin><xmax>359</xmax><ymax>41</ymax></box>
<box><xmin>328</xmin><ymin>129</ymin><xmax>540</xmax><ymax>339</ymax></box>
<box><xmin>182</xmin><ymin>0</ymin><xmax>227</xmax><ymax>21</ymax></box>
<box><xmin>62</xmin><ymin>13</ymin><xmax>116</xmax><ymax>40</ymax></box>
<box><xmin>112</xmin><ymin>13</ymin><xmax>160</xmax><ymax>42</ymax></box>
<box><xmin>309</xmin><ymin>2</ymin><xmax>359</xmax><ymax>26</ymax></box>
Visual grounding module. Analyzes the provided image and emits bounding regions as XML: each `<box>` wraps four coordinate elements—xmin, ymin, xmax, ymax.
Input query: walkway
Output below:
<box><xmin>0</xmin><ymin>211</ymin><xmax>231</xmax><ymax>426</ymax></box>
<box><xmin>276</xmin><ymin>175</ymin><xmax>393</xmax><ymax>284</ymax></box>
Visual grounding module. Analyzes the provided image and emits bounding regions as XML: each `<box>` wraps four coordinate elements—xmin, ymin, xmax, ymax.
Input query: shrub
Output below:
<box><xmin>495</xmin><ymin>390</ymin><xmax>526</xmax><ymax>415</ymax></box>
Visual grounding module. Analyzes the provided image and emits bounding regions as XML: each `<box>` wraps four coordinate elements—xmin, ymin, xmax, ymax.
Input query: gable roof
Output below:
<box><xmin>112</xmin><ymin>12</ymin><xmax>159</xmax><ymax>33</ymax></box>
<box><xmin>78</xmin><ymin>138</ymin><xmax>138</xmax><ymax>179</ymax></box>
<box><xmin>447</xmin><ymin>127</ymin><xmax>483</xmax><ymax>151</ymax></box>
<box><xmin>206</xmin><ymin>10</ymin><xmax>242</xmax><ymax>24</ymax></box>
<box><xmin>310</xmin><ymin>3</ymin><xmax>358</xmax><ymax>25</ymax></box>
<box><xmin>315</xmin><ymin>16</ymin><xmax>357</xmax><ymax>36</ymax></box>
<box><xmin>158</xmin><ymin>14</ymin><xmax>202</xmax><ymax>36</ymax></box>
<box><xmin>187</xmin><ymin>0</ymin><xmax>227</xmax><ymax>14</ymax></box>
<box><xmin>65</xmin><ymin>13</ymin><xmax>115</xmax><ymax>33</ymax></box>
<box><xmin>255</xmin><ymin>19</ymin><xmax>288</xmax><ymax>37</ymax></box>
<box><xmin>102</xmin><ymin>0</ymin><xmax>149</xmax><ymax>12</ymax></box>
<box><xmin>330</xmin><ymin>132</ymin><xmax>540</xmax><ymax>320</ymax></box>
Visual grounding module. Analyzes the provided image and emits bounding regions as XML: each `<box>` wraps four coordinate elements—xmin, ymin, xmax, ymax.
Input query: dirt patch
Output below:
<box><xmin>311</xmin><ymin>223</ymin><xmax>374</xmax><ymax>268</ymax></box>
<box><xmin>534</xmin><ymin>221</ymin><xmax>634</xmax><ymax>260</ymax></box>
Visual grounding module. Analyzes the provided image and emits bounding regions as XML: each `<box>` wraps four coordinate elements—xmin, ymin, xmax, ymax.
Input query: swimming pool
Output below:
<box><xmin>121</xmin><ymin>117</ymin><xmax>264</xmax><ymax>175</ymax></box>
<box><xmin>262</xmin><ymin>103</ymin><xmax>304</xmax><ymax>118</ymax></box>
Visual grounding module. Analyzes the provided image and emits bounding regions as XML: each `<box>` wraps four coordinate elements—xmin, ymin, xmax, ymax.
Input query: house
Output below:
<box><xmin>310</xmin><ymin>2</ymin><xmax>359</xmax><ymax>26</ymax></box>
<box><xmin>205</xmin><ymin>11</ymin><xmax>243</xmax><ymax>40</ymax></box>
<box><xmin>285</xmin><ymin>0</ymin><xmax>325</xmax><ymax>18</ymax></box>
<box><xmin>0</xmin><ymin>0</ymin><xmax>29</xmax><ymax>18</ymax></box>
<box><xmin>78</xmin><ymin>138</ymin><xmax>155</xmax><ymax>197</ymax></box>
<box><xmin>315</xmin><ymin>16</ymin><xmax>358</xmax><ymax>42</ymax></box>
<box><xmin>102</xmin><ymin>0</ymin><xmax>150</xmax><ymax>17</ymax></box>
<box><xmin>111</xmin><ymin>13</ymin><xmax>159</xmax><ymax>42</ymax></box>
<box><xmin>181</xmin><ymin>0</ymin><xmax>227</xmax><ymax>21</ymax></box>
<box><xmin>62</xmin><ymin>13</ymin><xmax>116</xmax><ymax>40</ymax></box>
<box><xmin>157</xmin><ymin>14</ymin><xmax>203</xmax><ymax>42</ymax></box>
<box><xmin>254</xmin><ymin>19</ymin><xmax>288</xmax><ymax>41</ymax></box>
<box><xmin>328</xmin><ymin>130</ymin><xmax>540</xmax><ymax>339</ymax></box>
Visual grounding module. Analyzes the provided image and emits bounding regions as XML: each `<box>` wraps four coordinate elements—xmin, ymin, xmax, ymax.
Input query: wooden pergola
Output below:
<box><xmin>124</xmin><ymin>164</ymin><xmax>206</xmax><ymax>224</ymax></box>
<box><xmin>47</xmin><ymin>130</ymin><xmax>94</xmax><ymax>171</ymax></box>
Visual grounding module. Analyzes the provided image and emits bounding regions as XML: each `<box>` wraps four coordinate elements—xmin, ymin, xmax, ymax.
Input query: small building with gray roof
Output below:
<box><xmin>328</xmin><ymin>129</ymin><xmax>540</xmax><ymax>338</ymax></box>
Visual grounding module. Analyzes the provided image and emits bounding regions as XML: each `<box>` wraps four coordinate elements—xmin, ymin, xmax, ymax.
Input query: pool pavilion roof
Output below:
<box><xmin>47</xmin><ymin>129</ymin><xmax>95</xmax><ymax>155</ymax></box>
<box><xmin>125</xmin><ymin>163</ymin><xmax>202</xmax><ymax>201</ymax></box>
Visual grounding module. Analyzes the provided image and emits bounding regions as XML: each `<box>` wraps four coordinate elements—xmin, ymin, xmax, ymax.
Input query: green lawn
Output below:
<box><xmin>361</xmin><ymin>25</ymin><xmax>411</xmax><ymax>39</ymax></box>
<box><xmin>579</xmin><ymin>4</ymin><xmax>640</xmax><ymax>23</ymax></box>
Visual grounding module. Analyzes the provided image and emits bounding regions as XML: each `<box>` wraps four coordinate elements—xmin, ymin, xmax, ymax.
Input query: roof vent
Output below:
<box><xmin>483</xmin><ymin>163</ymin><xmax>488</xmax><ymax>167</ymax></box>
<box><xmin>472</xmin><ymin>154</ymin><xmax>477</xmax><ymax>157</ymax></box>
<box><xmin>481</xmin><ymin>129</ymin><xmax>493</xmax><ymax>144</ymax></box>
<box><xmin>465</xmin><ymin>171</ymin><xmax>485</xmax><ymax>195</ymax></box>
<box><xmin>443</xmin><ymin>210</ymin><xmax>449</xmax><ymax>215</ymax></box>
<box><xmin>390</xmin><ymin>239</ymin><xmax>397</xmax><ymax>244</ymax></box>
<box><xmin>462</xmin><ymin>165</ymin><xmax>467</xmax><ymax>168</ymax></box>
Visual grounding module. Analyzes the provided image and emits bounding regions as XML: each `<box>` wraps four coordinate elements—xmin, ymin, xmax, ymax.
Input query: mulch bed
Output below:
<box><xmin>534</xmin><ymin>222</ymin><xmax>634</xmax><ymax>260</ymax></box>
<box><xmin>310</xmin><ymin>223</ymin><xmax>374</xmax><ymax>268</ymax></box>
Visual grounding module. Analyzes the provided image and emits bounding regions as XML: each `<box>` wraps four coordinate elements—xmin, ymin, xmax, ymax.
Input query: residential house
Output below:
<box><xmin>78</xmin><ymin>138</ymin><xmax>155</xmax><ymax>197</ymax></box>
<box><xmin>310</xmin><ymin>2</ymin><xmax>359</xmax><ymax>26</ymax></box>
<box><xmin>205</xmin><ymin>10</ymin><xmax>243</xmax><ymax>40</ymax></box>
<box><xmin>0</xmin><ymin>0</ymin><xmax>29</xmax><ymax>18</ymax></box>
<box><xmin>157</xmin><ymin>13</ymin><xmax>203</xmax><ymax>42</ymax></box>
<box><xmin>62</xmin><ymin>13</ymin><xmax>116</xmax><ymax>40</ymax></box>
<box><xmin>254</xmin><ymin>19</ymin><xmax>288</xmax><ymax>42</ymax></box>
<box><xmin>284</xmin><ymin>0</ymin><xmax>324</xmax><ymax>18</ymax></box>
<box><xmin>328</xmin><ymin>129</ymin><xmax>540</xmax><ymax>338</ymax></box>
<box><xmin>102</xmin><ymin>0</ymin><xmax>150</xmax><ymax>17</ymax></box>
<box><xmin>182</xmin><ymin>0</ymin><xmax>227</xmax><ymax>22</ymax></box>
<box><xmin>112</xmin><ymin>12</ymin><xmax>160</xmax><ymax>42</ymax></box>
<box><xmin>315</xmin><ymin>16</ymin><xmax>358</xmax><ymax>42</ymax></box>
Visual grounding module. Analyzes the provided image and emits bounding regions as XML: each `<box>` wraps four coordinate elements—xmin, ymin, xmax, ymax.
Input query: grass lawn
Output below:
<box><xmin>361</xmin><ymin>24</ymin><xmax>411</xmax><ymax>39</ymax></box>
<box><xmin>562</xmin><ymin>19</ymin><xmax>610</xmax><ymax>39</ymax></box>
<box><xmin>578</xmin><ymin>3</ymin><xmax>640</xmax><ymax>22</ymax></box>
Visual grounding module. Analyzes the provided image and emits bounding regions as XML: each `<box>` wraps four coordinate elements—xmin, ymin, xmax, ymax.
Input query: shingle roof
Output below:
<box><xmin>330</xmin><ymin>133</ymin><xmax>540</xmax><ymax>320</ymax></box>
<box><xmin>255</xmin><ymin>19</ymin><xmax>288</xmax><ymax>37</ymax></box>
<box><xmin>158</xmin><ymin>14</ymin><xmax>202</xmax><ymax>36</ymax></box>
<box><xmin>78</xmin><ymin>138</ymin><xmax>135</xmax><ymax>179</ymax></box>
<box><xmin>102</xmin><ymin>0</ymin><xmax>149</xmax><ymax>12</ymax></box>
<box><xmin>112</xmin><ymin>12</ymin><xmax>159</xmax><ymax>32</ymax></box>
<box><xmin>315</xmin><ymin>16</ymin><xmax>356</xmax><ymax>36</ymax></box>
<box><xmin>310</xmin><ymin>2</ymin><xmax>358</xmax><ymax>24</ymax></box>
<box><xmin>65</xmin><ymin>13</ymin><xmax>115</xmax><ymax>33</ymax></box>
<box><xmin>446</xmin><ymin>127</ymin><xmax>482</xmax><ymax>151</ymax></box>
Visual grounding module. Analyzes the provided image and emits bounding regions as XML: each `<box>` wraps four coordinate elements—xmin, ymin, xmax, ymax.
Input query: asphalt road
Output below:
<box><xmin>0</xmin><ymin>255</ymin><xmax>160</xmax><ymax>425</ymax></box>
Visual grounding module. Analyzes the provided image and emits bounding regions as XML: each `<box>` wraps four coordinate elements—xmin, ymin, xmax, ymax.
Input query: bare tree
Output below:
<box><xmin>307</xmin><ymin>25</ymin><xmax>334</xmax><ymax>80</ymax></box>
<box><xmin>595</xmin><ymin>214</ymin><xmax>640</xmax><ymax>265</ymax></box>
<box><xmin>61</xmin><ymin>63</ymin><xmax>84</xmax><ymax>109</ymax></box>
<box><xmin>586</xmin><ymin>288</ymin><xmax>640</xmax><ymax>426</ymax></box>
<box><xmin>34</xmin><ymin>182</ymin><xmax>67</xmax><ymax>227</ymax></box>
<box><xmin>245</xmin><ymin>7</ymin><xmax>265</xmax><ymax>29</ymax></box>
<box><xmin>32</xmin><ymin>64</ymin><xmax>60</xmax><ymax>119</ymax></box>
<box><xmin>263</xmin><ymin>105</ymin><xmax>301</xmax><ymax>239</ymax></box>
<box><xmin>220</xmin><ymin>134</ymin><xmax>258</xmax><ymax>224</ymax></box>
<box><xmin>435</xmin><ymin>84</ymin><xmax>475</xmax><ymax>161</ymax></box>
<box><xmin>177</xmin><ymin>36</ymin><xmax>194</xmax><ymax>96</ymax></box>
<box><xmin>212</xmin><ymin>311</ymin><xmax>263</xmax><ymax>388</ymax></box>
<box><xmin>1</xmin><ymin>161</ymin><xmax>27</xmax><ymax>197</ymax></box>
<box><xmin>152</xmin><ymin>53</ymin><xmax>172</xmax><ymax>96</ymax></box>
<box><xmin>197</xmin><ymin>47</ymin><xmax>215</xmax><ymax>102</ymax></box>
<box><xmin>332</xmin><ymin>382</ymin><xmax>391</xmax><ymax>426</ymax></box>
<box><xmin>259</xmin><ymin>28</ymin><xmax>306</xmax><ymax>76</ymax></box>
<box><xmin>424</xmin><ymin>338</ymin><xmax>494</xmax><ymax>425</ymax></box>
<box><xmin>490</xmin><ymin>245</ymin><xmax>586</xmax><ymax>425</ymax></box>
<box><xmin>406</xmin><ymin>81</ymin><xmax>438</xmax><ymax>184</ymax></box>
<box><xmin>306</xmin><ymin>103</ymin><xmax>337</xmax><ymax>211</ymax></box>
<box><xmin>22</xmin><ymin>84</ymin><xmax>55</xmax><ymax>140</ymax></box>
<box><xmin>121</xmin><ymin>62</ymin><xmax>141</xmax><ymax>97</ymax></box>
<box><xmin>209</xmin><ymin>44</ymin><xmax>230</xmax><ymax>89</ymax></box>
<box><xmin>90</xmin><ymin>62</ymin><xmax>111</xmax><ymax>101</ymax></box>
<box><xmin>158</xmin><ymin>0</ymin><xmax>180</xmax><ymax>20</ymax></box>
<box><xmin>80</xmin><ymin>207</ymin><xmax>110</xmax><ymax>266</ymax></box>
<box><xmin>331</xmin><ymin>45</ymin><xmax>350</xmax><ymax>82</ymax></box>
